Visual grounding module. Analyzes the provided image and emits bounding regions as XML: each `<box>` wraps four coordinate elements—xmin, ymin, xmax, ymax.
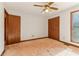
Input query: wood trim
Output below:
<box><xmin>60</xmin><ymin>41</ymin><xmax>79</xmax><ymax>48</ymax></box>
<box><xmin>0</xmin><ymin>49</ymin><xmax>5</xmax><ymax>56</ymax></box>
<box><xmin>20</xmin><ymin>37</ymin><xmax>48</xmax><ymax>43</ymax></box>
<box><xmin>50</xmin><ymin>38</ymin><xmax>79</xmax><ymax>48</ymax></box>
<box><xmin>4</xmin><ymin>8</ymin><xmax>9</xmax><ymax>15</ymax></box>
<box><xmin>4</xmin><ymin>37</ymin><xmax>48</xmax><ymax>45</ymax></box>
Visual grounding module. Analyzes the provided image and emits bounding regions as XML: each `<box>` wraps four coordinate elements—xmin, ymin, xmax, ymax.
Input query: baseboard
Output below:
<box><xmin>0</xmin><ymin>49</ymin><xmax>5</xmax><ymax>56</ymax></box>
<box><xmin>49</xmin><ymin>38</ymin><xmax>79</xmax><ymax>48</ymax></box>
<box><xmin>60</xmin><ymin>41</ymin><xmax>79</xmax><ymax>47</ymax></box>
<box><xmin>21</xmin><ymin>37</ymin><xmax>48</xmax><ymax>42</ymax></box>
<box><xmin>21</xmin><ymin>37</ymin><xmax>79</xmax><ymax>48</ymax></box>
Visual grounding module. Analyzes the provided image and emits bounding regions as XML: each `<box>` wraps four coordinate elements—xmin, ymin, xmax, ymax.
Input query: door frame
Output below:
<box><xmin>70</xmin><ymin>10</ymin><xmax>79</xmax><ymax>42</ymax></box>
<box><xmin>4</xmin><ymin>9</ymin><xmax>9</xmax><ymax>45</ymax></box>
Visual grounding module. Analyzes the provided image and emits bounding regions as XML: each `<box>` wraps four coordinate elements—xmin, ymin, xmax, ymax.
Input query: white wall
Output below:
<box><xmin>48</xmin><ymin>4</ymin><xmax>79</xmax><ymax>46</ymax></box>
<box><xmin>0</xmin><ymin>3</ymin><xmax>4</xmax><ymax>55</ymax></box>
<box><xmin>21</xmin><ymin>13</ymin><xmax>48</xmax><ymax>40</ymax></box>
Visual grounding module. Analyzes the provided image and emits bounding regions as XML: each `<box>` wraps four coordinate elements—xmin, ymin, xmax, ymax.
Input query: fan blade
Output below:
<box><xmin>33</xmin><ymin>4</ymin><xmax>44</xmax><ymax>7</ymax></box>
<box><xmin>48</xmin><ymin>2</ymin><xmax>54</xmax><ymax>5</ymax></box>
<box><xmin>49</xmin><ymin>7</ymin><xmax>58</xmax><ymax>10</ymax></box>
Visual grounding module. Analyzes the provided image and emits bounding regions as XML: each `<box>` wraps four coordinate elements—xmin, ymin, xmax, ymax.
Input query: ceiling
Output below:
<box><xmin>4</xmin><ymin>2</ymin><xmax>79</xmax><ymax>15</ymax></box>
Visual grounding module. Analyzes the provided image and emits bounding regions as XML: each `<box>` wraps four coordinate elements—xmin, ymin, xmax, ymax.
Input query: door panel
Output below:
<box><xmin>48</xmin><ymin>16</ymin><xmax>60</xmax><ymax>40</ymax></box>
<box><xmin>5</xmin><ymin>14</ymin><xmax>20</xmax><ymax>45</ymax></box>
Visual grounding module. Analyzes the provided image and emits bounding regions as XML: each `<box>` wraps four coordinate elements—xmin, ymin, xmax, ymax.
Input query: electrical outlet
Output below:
<box><xmin>32</xmin><ymin>35</ymin><xmax>34</xmax><ymax>37</ymax></box>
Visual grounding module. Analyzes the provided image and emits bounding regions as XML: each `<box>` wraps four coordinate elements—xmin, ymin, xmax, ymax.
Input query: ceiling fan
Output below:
<box><xmin>33</xmin><ymin>2</ymin><xmax>58</xmax><ymax>13</ymax></box>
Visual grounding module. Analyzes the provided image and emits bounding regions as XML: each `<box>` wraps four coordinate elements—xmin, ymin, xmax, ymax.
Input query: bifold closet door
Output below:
<box><xmin>48</xmin><ymin>16</ymin><xmax>60</xmax><ymax>40</ymax></box>
<box><xmin>6</xmin><ymin>14</ymin><xmax>20</xmax><ymax>45</ymax></box>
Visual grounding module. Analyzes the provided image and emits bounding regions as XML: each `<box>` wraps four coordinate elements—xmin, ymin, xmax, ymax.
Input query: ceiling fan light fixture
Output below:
<box><xmin>34</xmin><ymin>2</ymin><xmax>58</xmax><ymax>13</ymax></box>
<box><xmin>42</xmin><ymin>9</ymin><xmax>49</xmax><ymax>14</ymax></box>
<box><xmin>45</xmin><ymin>9</ymin><xmax>49</xmax><ymax>12</ymax></box>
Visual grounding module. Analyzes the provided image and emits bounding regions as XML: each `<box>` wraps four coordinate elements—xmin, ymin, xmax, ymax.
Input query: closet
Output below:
<box><xmin>4</xmin><ymin>9</ymin><xmax>21</xmax><ymax>45</ymax></box>
<box><xmin>48</xmin><ymin>16</ymin><xmax>60</xmax><ymax>40</ymax></box>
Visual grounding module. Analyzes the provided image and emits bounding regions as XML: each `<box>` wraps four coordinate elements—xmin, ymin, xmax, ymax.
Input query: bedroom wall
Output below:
<box><xmin>48</xmin><ymin>4</ymin><xmax>79</xmax><ymax>46</ymax></box>
<box><xmin>21</xmin><ymin>13</ymin><xmax>48</xmax><ymax>40</ymax></box>
<box><xmin>0</xmin><ymin>3</ymin><xmax>4</xmax><ymax>55</ymax></box>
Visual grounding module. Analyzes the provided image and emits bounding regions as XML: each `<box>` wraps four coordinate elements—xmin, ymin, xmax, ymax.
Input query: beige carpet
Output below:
<box><xmin>3</xmin><ymin>38</ymin><xmax>79</xmax><ymax>56</ymax></box>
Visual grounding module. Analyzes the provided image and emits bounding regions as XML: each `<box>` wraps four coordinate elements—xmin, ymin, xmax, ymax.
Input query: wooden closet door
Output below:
<box><xmin>48</xmin><ymin>16</ymin><xmax>60</xmax><ymax>40</ymax></box>
<box><xmin>6</xmin><ymin>14</ymin><xmax>20</xmax><ymax>45</ymax></box>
